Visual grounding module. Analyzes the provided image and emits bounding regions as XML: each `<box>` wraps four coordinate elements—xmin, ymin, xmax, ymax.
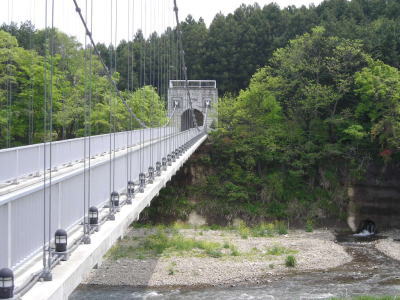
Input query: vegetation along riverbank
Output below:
<box><xmin>84</xmin><ymin>223</ymin><xmax>351</xmax><ymax>288</ymax></box>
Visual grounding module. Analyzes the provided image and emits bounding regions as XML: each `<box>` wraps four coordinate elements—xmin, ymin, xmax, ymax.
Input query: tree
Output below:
<box><xmin>355</xmin><ymin>59</ymin><xmax>400</xmax><ymax>151</ymax></box>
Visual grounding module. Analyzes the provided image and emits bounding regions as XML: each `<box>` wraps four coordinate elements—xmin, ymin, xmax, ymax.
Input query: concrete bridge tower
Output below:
<box><xmin>168</xmin><ymin>80</ymin><xmax>218</xmax><ymax>131</ymax></box>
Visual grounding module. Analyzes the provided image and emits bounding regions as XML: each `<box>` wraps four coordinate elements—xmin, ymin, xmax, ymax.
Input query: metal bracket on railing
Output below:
<box><xmin>82</xmin><ymin>226</ymin><xmax>91</xmax><ymax>245</ymax></box>
<box><xmin>39</xmin><ymin>268</ymin><xmax>52</xmax><ymax>282</ymax></box>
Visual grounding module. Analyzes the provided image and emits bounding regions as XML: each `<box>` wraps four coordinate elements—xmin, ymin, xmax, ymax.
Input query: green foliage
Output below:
<box><xmin>190</xmin><ymin>26</ymin><xmax>399</xmax><ymax>223</ymax></box>
<box><xmin>3</xmin><ymin>0</ymin><xmax>400</xmax><ymax>226</ymax></box>
<box><xmin>108</xmin><ymin>228</ymin><xmax>225</xmax><ymax>260</ymax></box>
<box><xmin>138</xmin><ymin>183</ymin><xmax>194</xmax><ymax>224</ymax></box>
<box><xmin>285</xmin><ymin>255</ymin><xmax>297</xmax><ymax>268</ymax></box>
<box><xmin>230</xmin><ymin>245</ymin><xmax>240</xmax><ymax>257</ymax></box>
<box><xmin>266</xmin><ymin>245</ymin><xmax>297</xmax><ymax>256</ymax></box>
<box><xmin>305</xmin><ymin>219</ymin><xmax>314</xmax><ymax>232</ymax></box>
<box><xmin>355</xmin><ymin>59</ymin><xmax>400</xmax><ymax>151</ymax></box>
<box><xmin>0</xmin><ymin>28</ymin><xmax>167</xmax><ymax>148</ymax></box>
<box><xmin>275</xmin><ymin>221</ymin><xmax>288</xmax><ymax>235</ymax></box>
<box><xmin>237</xmin><ymin>221</ymin><xmax>250</xmax><ymax>239</ymax></box>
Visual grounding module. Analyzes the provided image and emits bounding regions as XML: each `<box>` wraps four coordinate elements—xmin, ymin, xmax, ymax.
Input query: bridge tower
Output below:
<box><xmin>168</xmin><ymin>80</ymin><xmax>218</xmax><ymax>131</ymax></box>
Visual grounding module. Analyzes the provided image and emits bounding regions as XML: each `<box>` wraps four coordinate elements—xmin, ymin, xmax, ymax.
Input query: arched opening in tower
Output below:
<box><xmin>181</xmin><ymin>109</ymin><xmax>204</xmax><ymax>131</ymax></box>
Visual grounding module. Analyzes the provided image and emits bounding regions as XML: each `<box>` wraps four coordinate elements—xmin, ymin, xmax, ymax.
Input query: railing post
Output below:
<box><xmin>7</xmin><ymin>202</ymin><xmax>11</xmax><ymax>268</ymax></box>
<box><xmin>58</xmin><ymin>182</ymin><xmax>62</xmax><ymax>229</ymax></box>
<box><xmin>15</xmin><ymin>150</ymin><xmax>19</xmax><ymax>184</ymax></box>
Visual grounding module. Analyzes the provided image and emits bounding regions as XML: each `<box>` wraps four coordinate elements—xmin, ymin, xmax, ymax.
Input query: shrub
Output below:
<box><xmin>266</xmin><ymin>244</ymin><xmax>297</xmax><ymax>256</ymax></box>
<box><xmin>230</xmin><ymin>245</ymin><xmax>240</xmax><ymax>256</ymax></box>
<box><xmin>285</xmin><ymin>255</ymin><xmax>296</xmax><ymax>267</ymax></box>
<box><xmin>305</xmin><ymin>219</ymin><xmax>314</xmax><ymax>232</ymax></box>
<box><xmin>206</xmin><ymin>249</ymin><xmax>223</xmax><ymax>258</ymax></box>
<box><xmin>265</xmin><ymin>223</ymin><xmax>276</xmax><ymax>236</ymax></box>
<box><xmin>237</xmin><ymin>221</ymin><xmax>250</xmax><ymax>239</ymax></box>
<box><xmin>275</xmin><ymin>221</ymin><xmax>288</xmax><ymax>235</ymax></box>
<box><xmin>267</xmin><ymin>245</ymin><xmax>287</xmax><ymax>256</ymax></box>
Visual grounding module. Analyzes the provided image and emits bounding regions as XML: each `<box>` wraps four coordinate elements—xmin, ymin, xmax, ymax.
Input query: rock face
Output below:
<box><xmin>348</xmin><ymin>162</ymin><xmax>400</xmax><ymax>230</ymax></box>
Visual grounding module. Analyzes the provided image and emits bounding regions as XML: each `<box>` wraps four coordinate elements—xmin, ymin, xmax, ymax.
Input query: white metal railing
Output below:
<box><xmin>169</xmin><ymin>80</ymin><xmax>216</xmax><ymax>89</ymax></box>
<box><xmin>0</xmin><ymin>128</ymin><xmax>204</xmax><ymax>270</ymax></box>
<box><xmin>0</xmin><ymin>128</ymin><xmax>172</xmax><ymax>185</ymax></box>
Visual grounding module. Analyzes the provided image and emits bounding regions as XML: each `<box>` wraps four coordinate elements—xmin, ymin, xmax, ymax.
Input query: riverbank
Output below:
<box><xmin>375</xmin><ymin>229</ymin><xmax>400</xmax><ymax>261</ymax></box>
<box><xmin>83</xmin><ymin>225</ymin><xmax>352</xmax><ymax>288</ymax></box>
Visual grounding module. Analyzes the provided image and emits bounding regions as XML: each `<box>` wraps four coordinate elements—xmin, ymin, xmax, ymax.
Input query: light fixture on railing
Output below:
<box><xmin>89</xmin><ymin>206</ymin><xmax>99</xmax><ymax>231</ymax></box>
<box><xmin>171</xmin><ymin>151</ymin><xmax>176</xmax><ymax>162</ymax></box>
<box><xmin>162</xmin><ymin>157</ymin><xmax>167</xmax><ymax>171</ymax></box>
<box><xmin>111</xmin><ymin>191</ymin><xmax>120</xmax><ymax>212</ymax></box>
<box><xmin>148</xmin><ymin>166</ymin><xmax>155</xmax><ymax>184</ymax></box>
<box><xmin>0</xmin><ymin>268</ymin><xmax>14</xmax><ymax>299</ymax></box>
<box><xmin>127</xmin><ymin>181</ymin><xmax>135</xmax><ymax>204</ymax></box>
<box><xmin>156</xmin><ymin>162</ymin><xmax>161</xmax><ymax>176</ymax></box>
<box><xmin>55</xmin><ymin>229</ymin><xmax>67</xmax><ymax>253</ymax></box>
<box><xmin>139</xmin><ymin>173</ymin><xmax>146</xmax><ymax>193</ymax></box>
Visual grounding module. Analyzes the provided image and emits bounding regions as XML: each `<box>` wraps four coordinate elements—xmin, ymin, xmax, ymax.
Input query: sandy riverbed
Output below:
<box><xmin>83</xmin><ymin>228</ymin><xmax>352</xmax><ymax>287</ymax></box>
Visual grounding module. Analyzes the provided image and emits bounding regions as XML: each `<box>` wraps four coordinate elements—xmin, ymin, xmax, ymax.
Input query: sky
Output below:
<box><xmin>1</xmin><ymin>0</ymin><xmax>323</xmax><ymax>45</ymax></box>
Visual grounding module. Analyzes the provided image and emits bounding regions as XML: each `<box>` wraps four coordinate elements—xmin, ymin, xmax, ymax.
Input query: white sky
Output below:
<box><xmin>1</xmin><ymin>0</ymin><xmax>323</xmax><ymax>45</ymax></box>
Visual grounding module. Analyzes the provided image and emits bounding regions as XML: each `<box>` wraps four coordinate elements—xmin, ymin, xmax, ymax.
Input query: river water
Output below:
<box><xmin>70</xmin><ymin>234</ymin><xmax>400</xmax><ymax>299</ymax></box>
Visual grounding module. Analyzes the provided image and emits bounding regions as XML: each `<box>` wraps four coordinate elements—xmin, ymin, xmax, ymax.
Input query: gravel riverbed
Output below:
<box><xmin>375</xmin><ymin>229</ymin><xmax>400</xmax><ymax>261</ymax></box>
<box><xmin>83</xmin><ymin>228</ymin><xmax>352</xmax><ymax>288</ymax></box>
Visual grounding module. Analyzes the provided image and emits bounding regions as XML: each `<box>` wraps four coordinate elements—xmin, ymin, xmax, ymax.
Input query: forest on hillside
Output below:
<box><xmin>1</xmin><ymin>0</ymin><xmax>400</xmax><ymax>222</ymax></box>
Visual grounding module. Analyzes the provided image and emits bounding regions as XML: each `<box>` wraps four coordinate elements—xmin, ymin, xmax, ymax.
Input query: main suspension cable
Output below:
<box><xmin>173</xmin><ymin>0</ymin><xmax>199</xmax><ymax>131</ymax></box>
<box><xmin>72</xmin><ymin>0</ymin><xmax>148</xmax><ymax>129</ymax></box>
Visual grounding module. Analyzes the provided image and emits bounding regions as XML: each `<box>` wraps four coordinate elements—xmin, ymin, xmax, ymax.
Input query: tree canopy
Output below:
<box><xmin>200</xmin><ymin>27</ymin><xmax>399</xmax><ymax>221</ymax></box>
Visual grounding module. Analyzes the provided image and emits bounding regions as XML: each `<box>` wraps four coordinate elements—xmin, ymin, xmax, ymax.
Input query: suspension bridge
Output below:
<box><xmin>0</xmin><ymin>1</ymin><xmax>217</xmax><ymax>299</ymax></box>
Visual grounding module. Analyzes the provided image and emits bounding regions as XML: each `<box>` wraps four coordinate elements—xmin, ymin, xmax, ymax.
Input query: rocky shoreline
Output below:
<box><xmin>375</xmin><ymin>229</ymin><xmax>400</xmax><ymax>261</ymax></box>
<box><xmin>83</xmin><ymin>227</ymin><xmax>352</xmax><ymax>288</ymax></box>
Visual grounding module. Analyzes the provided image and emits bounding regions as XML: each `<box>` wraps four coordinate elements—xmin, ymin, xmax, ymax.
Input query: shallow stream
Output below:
<box><xmin>70</xmin><ymin>233</ymin><xmax>400</xmax><ymax>299</ymax></box>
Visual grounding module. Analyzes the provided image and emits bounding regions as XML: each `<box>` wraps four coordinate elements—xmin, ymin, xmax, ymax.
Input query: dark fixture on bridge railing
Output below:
<box><xmin>55</xmin><ymin>229</ymin><xmax>68</xmax><ymax>253</ymax></box>
<box><xmin>175</xmin><ymin>148</ymin><xmax>181</xmax><ymax>158</ymax></box>
<box><xmin>111</xmin><ymin>192</ymin><xmax>120</xmax><ymax>211</ymax></box>
<box><xmin>162</xmin><ymin>157</ymin><xmax>167</xmax><ymax>170</ymax></box>
<box><xmin>127</xmin><ymin>181</ymin><xmax>135</xmax><ymax>204</ymax></box>
<box><xmin>0</xmin><ymin>268</ymin><xmax>14</xmax><ymax>299</ymax></box>
<box><xmin>167</xmin><ymin>155</ymin><xmax>172</xmax><ymax>166</ymax></box>
<box><xmin>148</xmin><ymin>166</ymin><xmax>155</xmax><ymax>184</ymax></box>
<box><xmin>139</xmin><ymin>173</ymin><xmax>146</xmax><ymax>193</ymax></box>
<box><xmin>171</xmin><ymin>152</ymin><xmax>176</xmax><ymax>162</ymax></box>
<box><xmin>156</xmin><ymin>162</ymin><xmax>161</xmax><ymax>176</ymax></box>
<box><xmin>89</xmin><ymin>206</ymin><xmax>99</xmax><ymax>229</ymax></box>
